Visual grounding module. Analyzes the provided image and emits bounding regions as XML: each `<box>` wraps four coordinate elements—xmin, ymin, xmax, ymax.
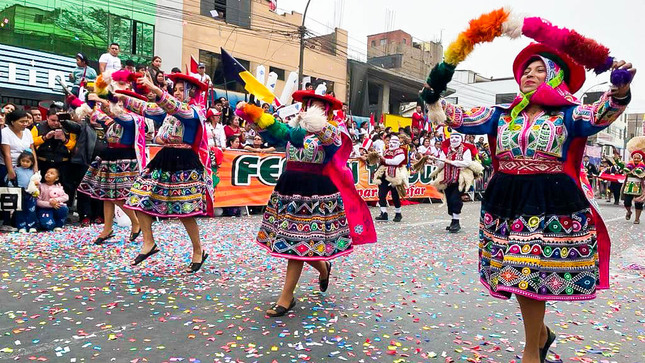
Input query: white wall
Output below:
<box><xmin>154</xmin><ymin>0</ymin><xmax>184</xmax><ymax>72</ymax></box>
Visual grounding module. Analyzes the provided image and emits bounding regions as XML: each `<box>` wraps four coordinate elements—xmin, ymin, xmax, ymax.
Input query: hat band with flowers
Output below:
<box><xmin>420</xmin><ymin>7</ymin><xmax>634</xmax><ymax>123</ymax></box>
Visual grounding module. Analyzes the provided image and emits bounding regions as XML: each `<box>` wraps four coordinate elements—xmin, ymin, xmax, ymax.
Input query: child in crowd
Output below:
<box><xmin>10</xmin><ymin>151</ymin><xmax>38</xmax><ymax>233</ymax></box>
<box><xmin>36</xmin><ymin>168</ymin><xmax>69</xmax><ymax>231</ymax></box>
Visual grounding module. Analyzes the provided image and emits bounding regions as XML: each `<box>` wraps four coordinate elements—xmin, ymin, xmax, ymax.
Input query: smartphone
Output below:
<box><xmin>56</xmin><ymin>113</ymin><xmax>71</xmax><ymax>121</ymax></box>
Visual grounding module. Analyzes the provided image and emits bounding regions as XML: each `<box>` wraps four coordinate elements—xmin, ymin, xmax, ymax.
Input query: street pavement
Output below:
<box><xmin>0</xmin><ymin>200</ymin><xmax>644</xmax><ymax>362</ymax></box>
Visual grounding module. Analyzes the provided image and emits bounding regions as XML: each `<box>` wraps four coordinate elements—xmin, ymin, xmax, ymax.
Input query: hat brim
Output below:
<box><xmin>513</xmin><ymin>43</ymin><xmax>586</xmax><ymax>94</ymax></box>
<box><xmin>115</xmin><ymin>90</ymin><xmax>148</xmax><ymax>102</ymax></box>
<box><xmin>292</xmin><ymin>90</ymin><xmax>342</xmax><ymax>111</ymax></box>
<box><xmin>167</xmin><ymin>73</ymin><xmax>209</xmax><ymax>93</ymax></box>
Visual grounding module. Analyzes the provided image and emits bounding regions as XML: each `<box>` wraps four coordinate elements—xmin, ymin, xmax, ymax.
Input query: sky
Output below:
<box><xmin>277</xmin><ymin>0</ymin><xmax>645</xmax><ymax>112</ymax></box>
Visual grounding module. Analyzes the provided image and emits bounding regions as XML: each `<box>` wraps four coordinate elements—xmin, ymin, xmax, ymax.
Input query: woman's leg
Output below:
<box><xmin>100</xmin><ymin>201</ymin><xmax>115</xmax><ymax>237</ymax></box>
<box><xmin>136</xmin><ymin>211</ymin><xmax>156</xmax><ymax>253</ymax></box>
<box><xmin>268</xmin><ymin>259</ymin><xmax>304</xmax><ymax>314</ymax></box>
<box><xmin>635</xmin><ymin>202</ymin><xmax>643</xmax><ymax>223</ymax></box>
<box><xmin>517</xmin><ymin>295</ymin><xmax>547</xmax><ymax>363</ymax></box>
<box><xmin>114</xmin><ymin>200</ymin><xmax>140</xmax><ymax>234</ymax></box>
<box><xmin>624</xmin><ymin>195</ymin><xmax>633</xmax><ymax>219</ymax></box>
<box><xmin>178</xmin><ymin>217</ymin><xmax>203</xmax><ymax>263</ymax></box>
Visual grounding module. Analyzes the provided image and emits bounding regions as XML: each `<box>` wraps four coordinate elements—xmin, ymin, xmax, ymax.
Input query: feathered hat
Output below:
<box><xmin>626</xmin><ymin>136</ymin><xmax>645</xmax><ymax>159</ymax></box>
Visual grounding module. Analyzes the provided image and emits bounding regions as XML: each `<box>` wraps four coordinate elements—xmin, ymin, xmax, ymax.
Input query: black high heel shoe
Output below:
<box><xmin>187</xmin><ymin>251</ymin><xmax>209</xmax><ymax>273</ymax></box>
<box><xmin>319</xmin><ymin>261</ymin><xmax>332</xmax><ymax>292</ymax></box>
<box><xmin>540</xmin><ymin>326</ymin><xmax>556</xmax><ymax>363</ymax></box>
<box><xmin>94</xmin><ymin>231</ymin><xmax>115</xmax><ymax>245</ymax></box>
<box><xmin>131</xmin><ymin>244</ymin><xmax>160</xmax><ymax>266</ymax></box>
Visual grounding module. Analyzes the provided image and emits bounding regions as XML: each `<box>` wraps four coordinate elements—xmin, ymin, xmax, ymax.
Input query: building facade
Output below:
<box><xmin>184</xmin><ymin>0</ymin><xmax>349</xmax><ymax>102</ymax></box>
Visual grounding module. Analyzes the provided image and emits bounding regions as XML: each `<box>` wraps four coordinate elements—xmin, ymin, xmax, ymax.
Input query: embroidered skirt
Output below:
<box><xmin>77</xmin><ymin>148</ymin><xmax>139</xmax><ymax>201</ymax></box>
<box><xmin>479</xmin><ymin>172</ymin><xmax>599</xmax><ymax>301</ymax></box>
<box><xmin>124</xmin><ymin>147</ymin><xmax>207</xmax><ymax>217</ymax></box>
<box><xmin>256</xmin><ymin>163</ymin><xmax>353</xmax><ymax>261</ymax></box>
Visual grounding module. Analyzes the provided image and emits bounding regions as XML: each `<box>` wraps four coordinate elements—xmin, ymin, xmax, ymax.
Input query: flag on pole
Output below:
<box><xmin>221</xmin><ymin>48</ymin><xmax>282</xmax><ymax>106</ymax></box>
<box><xmin>189</xmin><ymin>55</ymin><xmax>199</xmax><ymax>74</ymax></box>
<box><xmin>369</xmin><ymin>113</ymin><xmax>375</xmax><ymax>133</ymax></box>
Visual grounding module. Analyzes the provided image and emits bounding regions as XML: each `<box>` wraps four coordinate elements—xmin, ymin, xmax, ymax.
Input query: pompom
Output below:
<box><xmin>94</xmin><ymin>73</ymin><xmax>110</xmax><ymax>96</ymax></box>
<box><xmin>445</xmin><ymin>8</ymin><xmax>509</xmax><ymax>65</ymax></box>
<box><xmin>421</xmin><ymin>62</ymin><xmax>456</xmax><ymax>104</ymax></box>
<box><xmin>610</xmin><ymin>68</ymin><xmax>633</xmax><ymax>87</ymax></box>
<box><xmin>297</xmin><ymin>106</ymin><xmax>327</xmax><ymax>133</ymax></box>
<box><xmin>501</xmin><ymin>7</ymin><xmax>523</xmax><ymax>38</ymax></box>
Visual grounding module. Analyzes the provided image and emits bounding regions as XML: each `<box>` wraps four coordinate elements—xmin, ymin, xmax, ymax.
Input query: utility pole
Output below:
<box><xmin>298</xmin><ymin>0</ymin><xmax>312</xmax><ymax>89</ymax></box>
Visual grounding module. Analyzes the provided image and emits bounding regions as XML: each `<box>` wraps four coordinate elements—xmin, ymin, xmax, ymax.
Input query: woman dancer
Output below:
<box><xmin>235</xmin><ymin>90</ymin><xmax>376</xmax><ymax>317</ymax></box>
<box><xmin>420</xmin><ymin>11</ymin><xmax>635</xmax><ymax>363</ymax></box>
<box><xmin>78</xmin><ymin>91</ymin><xmax>146</xmax><ymax>244</ymax></box>
<box><xmin>118</xmin><ymin>73</ymin><xmax>213</xmax><ymax>272</ymax></box>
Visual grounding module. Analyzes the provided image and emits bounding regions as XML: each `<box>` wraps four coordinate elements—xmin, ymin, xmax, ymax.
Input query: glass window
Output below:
<box><xmin>0</xmin><ymin>1</ymin><xmax>155</xmax><ymax>66</ymax></box>
<box><xmin>380</xmin><ymin>39</ymin><xmax>386</xmax><ymax>46</ymax></box>
<box><xmin>200</xmin><ymin>49</ymin><xmax>251</xmax><ymax>93</ymax></box>
<box><xmin>269</xmin><ymin>66</ymin><xmax>285</xmax><ymax>80</ymax></box>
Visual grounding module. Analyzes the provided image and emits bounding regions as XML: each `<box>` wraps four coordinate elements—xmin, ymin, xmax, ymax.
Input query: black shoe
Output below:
<box><xmin>540</xmin><ymin>326</ymin><xmax>556</xmax><ymax>363</ymax></box>
<box><xmin>393</xmin><ymin>213</ymin><xmax>402</xmax><ymax>222</ymax></box>
<box><xmin>266</xmin><ymin>298</ymin><xmax>296</xmax><ymax>318</ymax></box>
<box><xmin>94</xmin><ymin>231</ymin><xmax>114</xmax><ymax>245</ymax></box>
<box><xmin>319</xmin><ymin>261</ymin><xmax>332</xmax><ymax>292</ymax></box>
<box><xmin>449</xmin><ymin>220</ymin><xmax>461</xmax><ymax>233</ymax></box>
<box><xmin>375</xmin><ymin>212</ymin><xmax>388</xmax><ymax>221</ymax></box>
<box><xmin>186</xmin><ymin>252</ymin><xmax>209</xmax><ymax>273</ymax></box>
<box><xmin>131</xmin><ymin>244</ymin><xmax>160</xmax><ymax>266</ymax></box>
<box><xmin>129</xmin><ymin>228</ymin><xmax>141</xmax><ymax>242</ymax></box>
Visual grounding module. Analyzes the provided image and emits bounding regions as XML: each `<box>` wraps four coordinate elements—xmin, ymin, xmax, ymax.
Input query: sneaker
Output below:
<box><xmin>0</xmin><ymin>225</ymin><xmax>17</xmax><ymax>233</ymax></box>
<box><xmin>393</xmin><ymin>213</ymin><xmax>402</xmax><ymax>222</ymax></box>
<box><xmin>53</xmin><ymin>227</ymin><xmax>63</xmax><ymax>232</ymax></box>
<box><xmin>375</xmin><ymin>212</ymin><xmax>388</xmax><ymax>221</ymax></box>
<box><xmin>28</xmin><ymin>228</ymin><xmax>37</xmax><ymax>233</ymax></box>
<box><xmin>80</xmin><ymin>218</ymin><xmax>91</xmax><ymax>227</ymax></box>
<box><xmin>18</xmin><ymin>228</ymin><xmax>27</xmax><ymax>234</ymax></box>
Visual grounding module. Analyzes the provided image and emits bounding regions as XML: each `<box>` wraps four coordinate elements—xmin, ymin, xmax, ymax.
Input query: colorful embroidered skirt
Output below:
<box><xmin>77</xmin><ymin>148</ymin><xmax>139</xmax><ymax>201</ymax></box>
<box><xmin>479</xmin><ymin>172</ymin><xmax>599</xmax><ymax>301</ymax></box>
<box><xmin>124</xmin><ymin>147</ymin><xmax>207</xmax><ymax>217</ymax></box>
<box><xmin>257</xmin><ymin>166</ymin><xmax>353</xmax><ymax>261</ymax></box>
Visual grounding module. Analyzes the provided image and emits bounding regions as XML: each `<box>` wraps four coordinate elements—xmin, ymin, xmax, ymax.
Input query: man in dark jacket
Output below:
<box><xmin>32</xmin><ymin>107</ymin><xmax>80</xmax><ymax>207</ymax></box>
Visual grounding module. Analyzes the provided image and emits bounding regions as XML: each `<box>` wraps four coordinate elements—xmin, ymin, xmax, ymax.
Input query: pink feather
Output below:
<box><xmin>522</xmin><ymin>17</ymin><xmax>610</xmax><ymax>71</ymax></box>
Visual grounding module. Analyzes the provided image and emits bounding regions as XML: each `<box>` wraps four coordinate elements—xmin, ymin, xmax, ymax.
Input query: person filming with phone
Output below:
<box><xmin>32</xmin><ymin>105</ymin><xmax>79</xmax><ymax>202</ymax></box>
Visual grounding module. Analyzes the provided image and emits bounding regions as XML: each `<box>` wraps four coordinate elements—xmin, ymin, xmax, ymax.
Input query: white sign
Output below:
<box><xmin>277</xmin><ymin>102</ymin><xmax>302</xmax><ymax>119</ymax></box>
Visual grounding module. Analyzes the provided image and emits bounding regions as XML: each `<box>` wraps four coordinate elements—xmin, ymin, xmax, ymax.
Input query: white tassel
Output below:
<box><xmin>427</xmin><ymin>101</ymin><xmax>446</xmax><ymax>124</ymax></box>
<box><xmin>75</xmin><ymin>103</ymin><xmax>93</xmax><ymax>120</ymax></box>
<box><xmin>501</xmin><ymin>7</ymin><xmax>524</xmax><ymax>39</ymax></box>
<box><xmin>296</xmin><ymin>106</ymin><xmax>327</xmax><ymax>133</ymax></box>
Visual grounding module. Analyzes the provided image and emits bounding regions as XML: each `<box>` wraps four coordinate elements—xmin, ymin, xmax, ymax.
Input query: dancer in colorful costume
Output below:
<box><xmin>235</xmin><ymin>90</ymin><xmax>376</xmax><ymax>317</ymax></box>
<box><xmin>374</xmin><ymin>134</ymin><xmax>408</xmax><ymax>222</ymax></box>
<box><xmin>431</xmin><ymin>132</ymin><xmax>480</xmax><ymax>233</ymax></box>
<box><xmin>622</xmin><ymin>136</ymin><xmax>645</xmax><ymax>224</ymax></box>
<box><xmin>116</xmin><ymin>72</ymin><xmax>214</xmax><ymax>272</ymax></box>
<box><xmin>420</xmin><ymin>9</ymin><xmax>636</xmax><ymax>363</ymax></box>
<box><xmin>77</xmin><ymin>70</ymin><xmax>147</xmax><ymax>244</ymax></box>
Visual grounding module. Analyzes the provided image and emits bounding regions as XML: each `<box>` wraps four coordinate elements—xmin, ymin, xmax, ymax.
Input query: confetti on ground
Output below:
<box><xmin>0</xmin><ymin>202</ymin><xmax>644</xmax><ymax>362</ymax></box>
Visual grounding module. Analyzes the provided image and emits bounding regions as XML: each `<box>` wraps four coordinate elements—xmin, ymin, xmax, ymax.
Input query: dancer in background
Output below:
<box><xmin>118</xmin><ymin>72</ymin><xmax>214</xmax><ymax>272</ymax></box>
<box><xmin>622</xmin><ymin>136</ymin><xmax>645</xmax><ymax>224</ymax></box>
<box><xmin>235</xmin><ymin>90</ymin><xmax>376</xmax><ymax>317</ymax></box>
<box><xmin>374</xmin><ymin>134</ymin><xmax>408</xmax><ymax>222</ymax></box>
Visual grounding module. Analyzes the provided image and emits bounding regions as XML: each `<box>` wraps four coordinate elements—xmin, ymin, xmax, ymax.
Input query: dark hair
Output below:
<box><xmin>109</xmin><ymin>42</ymin><xmax>119</xmax><ymax>48</ymax></box>
<box><xmin>17</xmin><ymin>151</ymin><xmax>35</xmax><ymax>165</ymax></box>
<box><xmin>226</xmin><ymin>135</ymin><xmax>240</xmax><ymax>148</ymax></box>
<box><xmin>47</xmin><ymin>107</ymin><xmax>62</xmax><ymax>117</ymax></box>
<box><xmin>171</xmin><ymin>67</ymin><xmax>182</xmax><ymax>73</ymax></box>
<box><xmin>305</xmin><ymin>82</ymin><xmax>312</xmax><ymax>88</ymax></box>
<box><xmin>2</xmin><ymin>102</ymin><xmax>17</xmax><ymax>110</ymax></box>
<box><xmin>136</xmin><ymin>64</ymin><xmax>147</xmax><ymax>71</ymax></box>
<box><xmin>47</xmin><ymin>167</ymin><xmax>60</xmax><ymax>181</ymax></box>
<box><xmin>76</xmin><ymin>53</ymin><xmax>89</xmax><ymax>65</ymax></box>
<box><xmin>5</xmin><ymin>109</ymin><xmax>29</xmax><ymax>125</ymax></box>
<box><xmin>125</xmin><ymin>59</ymin><xmax>135</xmax><ymax>67</ymax></box>
<box><xmin>151</xmin><ymin>55</ymin><xmax>161</xmax><ymax>63</ymax></box>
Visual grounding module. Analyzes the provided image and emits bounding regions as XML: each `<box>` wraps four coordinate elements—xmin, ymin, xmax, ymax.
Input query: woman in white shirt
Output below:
<box><xmin>1</xmin><ymin>109</ymin><xmax>38</xmax><ymax>182</ymax></box>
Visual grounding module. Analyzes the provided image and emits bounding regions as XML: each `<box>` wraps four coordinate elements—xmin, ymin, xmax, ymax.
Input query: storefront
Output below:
<box><xmin>0</xmin><ymin>44</ymin><xmax>74</xmax><ymax>108</ymax></box>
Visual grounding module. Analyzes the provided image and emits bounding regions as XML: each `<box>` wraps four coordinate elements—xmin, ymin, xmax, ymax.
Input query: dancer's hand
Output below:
<box><xmin>610</xmin><ymin>60</ymin><xmax>636</xmax><ymax>98</ymax></box>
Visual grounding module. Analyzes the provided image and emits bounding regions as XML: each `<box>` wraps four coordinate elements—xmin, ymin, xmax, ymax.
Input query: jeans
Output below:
<box><xmin>14</xmin><ymin>192</ymin><xmax>37</xmax><ymax>230</ymax></box>
<box><xmin>38</xmin><ymin>205</ymin><xmax>69</xmax><ymax>230</ymax></box>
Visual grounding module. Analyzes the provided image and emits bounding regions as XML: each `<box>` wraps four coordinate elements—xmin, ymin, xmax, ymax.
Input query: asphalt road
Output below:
<box><xmin>0</xmin><ymin>200</ymin><xmax>643</xmax><ymax>362</ymax></box>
